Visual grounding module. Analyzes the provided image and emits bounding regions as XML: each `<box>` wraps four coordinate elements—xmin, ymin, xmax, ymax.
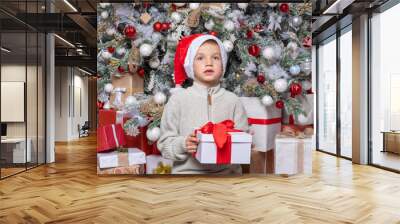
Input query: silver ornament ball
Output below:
<box><xmin>104</xmin><ymin>83</ymin><xmax>114</xmax><ymax>93</ymax></box>
<box><xmin>223</xmin><ymin>20</ymin><xmax>235</xmax><ymax>32</ymax></box>
<box><xmin>223</xmin><ymin>40</ymin><xmax>234</xmax><ymax>52</ymax></box>
<box><xmin>153</xmin><ymin>92</ymin><xmax>167</xmax><ymax>105</ymax></box>
<box><xmin>139</xmin><ymin>43</ymin><xmax>153</xmax><ymax>57</ymax></box>
<box><xmin>171</xmin><ymin>12</ymin><xmax>182</xmax><ymax>23</ymax></box>
<box><xmin>146</xmin><ymin>127</ymin><xmax>161</xmax><ymax>142</ymax></box>
<box><xmin>291</xmin><ymin>16</ymin><xmax>303</xmax><ymax>28</ymax></box>
<box><xmin>261</xmin><ymin>95</ymin><xmax>274</xmax><ymax>107</ymax></box>
<box><xmin>101</xmin><ymin>51</ymin><xmax>112</xmax><ymax>60</ymax></box>
<box><xmin>204</xmin><ymin>19</ymin><xmax>215</xmax><ymax>31</ymax></box>
<box><xmin>289</xmin><ymin>65</ymin><xmax>301</xmax><ymax>76</ymax></box>
<box><xmin>274</xmin><ymin>79</ymin><xmax>288</xmax><ymax>93</ymax></box>
<box><xmin>101</xmin><ymin>11</ymin><xmax>109</xmax><ymax>19</ymax></box>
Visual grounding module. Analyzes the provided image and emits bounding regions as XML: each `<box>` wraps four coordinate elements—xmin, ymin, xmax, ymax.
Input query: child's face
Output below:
<box><xmin>193</xmin><ymin>40</ymin><xmax>223</xmax><ymax>86</ymax></box>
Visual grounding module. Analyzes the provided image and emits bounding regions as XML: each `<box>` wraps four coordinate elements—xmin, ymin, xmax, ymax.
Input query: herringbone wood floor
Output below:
<box><xmin>1</xmin><ymin>135</ymin><xmax>400</xmax><ymax>224</ymax></box>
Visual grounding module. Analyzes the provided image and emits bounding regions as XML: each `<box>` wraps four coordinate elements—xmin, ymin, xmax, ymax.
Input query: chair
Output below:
<box><xmin>79</xmin><ymin>121</ymin><xmax>90</xmax><ymax>138</ymax></box>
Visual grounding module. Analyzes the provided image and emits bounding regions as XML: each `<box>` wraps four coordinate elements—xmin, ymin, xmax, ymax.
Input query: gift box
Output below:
<box><xmin>110</xmin><ymin>73</ymin><xmax>144</xmax><ymax>104</ymax></box>
<box><xmin>274</xmin><ymin>134</ymin><xmax>313</xmax><ymax>175</ymax></box>
<box><xmin>97</xmin><ymin>124</ymin><xmax>126</xmax><ymax>152</ymax></box>
<box><xmin>240</xmin><ymin>97</ymin><xmax>281</xmax><ymax>152</ymax></box>
<box><xmin>97</xmin><ymin>164</ymin><xmax>144</xmax><ymax>175</ymax></box>
<box><xmin>123</xmin><ymin>125</ymin><xmax>161</xmax><ymax>155</ymax></box>
<box><xmin>146</xmin><ymin>155</ymin><xmax>173</xmax><ymax>174</ymax></box>
<box><xmin>98</xmin><ymin>109</ymin><xmax>124</xmax><ymax>127</ymax></box>
<box><xmin>194</xmin><ymin>120</ymin><xmax>252</xmax><ymax>164</ymax></box>
<box><xmin>128</xmin><ymin>148</ymin><xmax>146</xmax><ymax>165</ymax></box>
<box><xmin>97</xmin><ymin>151</ymin><xmax>119</xmax><ymax>168</ymax></box>
<box><xmin>98</xmin><ymin>148</ymin><xmax>146</xmax><ymax>168</ymax></box>
<box><xmin>196</xmin><ymin>132</ymin><xmax>252</xmax><ymax>164</ymax></box>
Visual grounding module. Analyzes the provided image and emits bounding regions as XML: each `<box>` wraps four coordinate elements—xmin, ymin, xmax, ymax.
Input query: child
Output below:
<box><xmin>157</xmin><ymin>34</ymin><xmax>249</xmax><ymax>174</ymax></box>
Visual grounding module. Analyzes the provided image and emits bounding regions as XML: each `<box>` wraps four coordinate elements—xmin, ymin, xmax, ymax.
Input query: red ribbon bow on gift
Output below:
<box><xmin>195</xmin><ymin>120</ymin><xmax>242</xmax><ymax>164</ymax></box>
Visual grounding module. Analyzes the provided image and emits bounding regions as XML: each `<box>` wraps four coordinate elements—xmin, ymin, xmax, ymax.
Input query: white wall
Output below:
<box><xmin>54</xmin><ymin>67</ymin><xmax>89</xmax><ymax>141</ymax></box>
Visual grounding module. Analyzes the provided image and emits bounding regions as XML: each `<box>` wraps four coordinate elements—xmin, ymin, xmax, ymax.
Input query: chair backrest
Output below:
<box><xmin>82</xmin><ymin>121</ymin><xmax>90</xmax><ymax>129</ymax></box>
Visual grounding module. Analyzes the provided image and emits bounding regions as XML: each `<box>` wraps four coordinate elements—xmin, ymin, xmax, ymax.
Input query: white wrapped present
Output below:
<box><xmin>97</xmin><ymin>151</ymin><xmax>119</xmax><ymax>169</ymax></box>
<box><xmin>195</xmin><ymin>132</ymin><xmax>252</xmax><ymax>164</ymax></box>
<box><xmin>274</xmin><ymin>134</ymin><xmax>313</xmax><ymax>175</ymax></box>
<box><xmin>146</xmin><ymin>155</ymin><xmax>173</xmax><ymax>174</ymax></box>
<box><xmin>240</xmin><ymin>97</ymin><xmax>282</xmax><ymax>152</ymax></box>
<box><xmin>98</xmin><ymin>148</ymin><xmax>146</xmax><ymax>169</ymax></box>
<box><xmin>128</xmin><ymin>148</ymin><xmax>146</xmax><ymax>165</ymax></box>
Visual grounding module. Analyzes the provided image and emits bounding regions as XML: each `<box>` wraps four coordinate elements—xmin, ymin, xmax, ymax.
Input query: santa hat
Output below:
<box><xmin>174</xmin><ymin>34</ymin><xmax>228</xmax><ymax>85</ymax></box>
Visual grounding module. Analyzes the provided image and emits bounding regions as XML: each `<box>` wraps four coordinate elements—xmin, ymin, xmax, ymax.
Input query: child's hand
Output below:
<box><xmin>185</xmin><ymin>132</ymin><xmax>199</xmax><ymax>153</ymax></box>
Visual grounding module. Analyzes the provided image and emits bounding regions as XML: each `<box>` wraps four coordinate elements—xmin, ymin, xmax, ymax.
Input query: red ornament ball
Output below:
<box><xmin>248</xmin><ymin>44</ymin><xmax>260</xmax><ymax>57</ymax></box>
<box><xmin>124</xmin><ymin>25</ymin><xmax>136</xmax><ymax>39</ymax></box>
<box><xmin>153</xmin><ymin>22</ymin><xmax>162</xmax><ymax>32</ymax></box>
<box><xmin>107</xmin><ymin>47</ymin><xmax>115</xmax><ymax>54</ymax></box>
<box><xmin>279</xmin><ymin>3</ymin><xmax>289</xmax><ymax>13</ymax></box>
<box><xmin>161</xmin><ymin>22</ymin><xmax>170</xmax><ymax>31</ymax></box>
<box><xmin>257</xmin><ymin>74</ymin><xmax>266</xmax><ymax>84</ymax></box>
<box><xmin>209</xmin><ymin>31</ymin><xmax>218</xmax><ymax>36</ymax></box>
<box><xmin>290</xmin><ymin>83</ymin><xmax>302</xmax><ymax>97</ymax></box>
<box><xmin>137</xmin><ymin>68</ymin><xmax>145</xmax><ymax>77</ymax></box>
<box><xmin>117</xmin><ymin>66</ymin><xmax>125</xmax><ymax>73</ymax></box>
<box><xmin>246</xmin><ymin>30</ymin><xmax>253</xmax><ymax>39</ymax></box>
<box><xmin>275</xmin><ymin>100</ymin><xmax>284</xmax><ymax>109</ymax></box>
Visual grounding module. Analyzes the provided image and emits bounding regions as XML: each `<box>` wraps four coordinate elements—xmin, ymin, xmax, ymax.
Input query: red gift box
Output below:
<box><xmin>98</xmin><ymin>109</ymin><xmax>124</xmax><ymax>127</ymax></box>
<box><xmin>97</xmin><ymin>124</ymin><xmax>127</xmax><ymax>152</ymax></box>
<box><xmin>122</xmin><ymin>117</ymin><xmax>161</xmax><ymax>155</ymax></box>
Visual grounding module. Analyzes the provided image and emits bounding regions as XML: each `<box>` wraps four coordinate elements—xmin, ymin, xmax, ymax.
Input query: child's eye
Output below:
<box><xmin>196</xmin><ymin>56</ymin><xmax>203</xmax><ymax>60</ymax></box>
<box><xmin>213</xmin><ymin>56</ymin><xmax>220</xmax><ymax>60</ymax></box>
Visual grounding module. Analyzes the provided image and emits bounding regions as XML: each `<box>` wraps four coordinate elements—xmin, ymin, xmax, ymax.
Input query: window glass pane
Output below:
<box><xmin>371</xmin><ymin>4</ymin><xmax>400</xmax><ymax>171</ymax></box>
<box><xmin>340</xmin><ymin>28</ymin><xmax>352</xmax><ymax>158</ymax></box>
<box><xmin>318</xmin><ymin>36</ymin><xmax>337</xmax><ymax>154</ymax></box>
<box><xmin>1</xmin><ymin>29</ymin><xmax>27</xmax><ymax>178</ymax></box>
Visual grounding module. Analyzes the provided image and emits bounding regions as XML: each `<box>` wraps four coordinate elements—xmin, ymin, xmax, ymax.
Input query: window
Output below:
<box><xmin>317</xmin><ymin>36</ymin><xmax>337</xmax><ymax>155</ymax></box>
<box><xmin>370</xmin><ymin>3</ymin><xmax>400</xmax><ymax>171</ymax></box>
<box><xmin>340</xmin><ymin>27</ymin><xmax>352</xmax><ymax>158</ymax></box>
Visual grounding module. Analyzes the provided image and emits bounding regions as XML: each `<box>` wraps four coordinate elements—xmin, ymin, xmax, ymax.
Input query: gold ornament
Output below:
<box><xmin>128</xmin><ymin>46</ymin><xmax>140</xmax><ymax>74</ymax></box>
<box><xmin>186</xmin><ymin>6</ymin><xmax>202</xmax><ymax>28</ymax></box>
<box><xmin>153</xmin><ymin>162</ymin><xmax>172</xmax><ymax>174</ymax></box>
<box><xmin>140</xmin><ymin>12</ymin><xmax>152</xmax><ymax>24</ymax></box>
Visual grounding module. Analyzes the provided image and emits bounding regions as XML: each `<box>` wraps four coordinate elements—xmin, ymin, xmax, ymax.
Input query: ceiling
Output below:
<box><xmin>312</xmin><ymin>0</ymin><xmax>390</xmax><ymax>43</ymax></box>
<box><xmin>0</xmin><ymin>0</ymin><xmax>97</xmax><ymax>74</ymax></box>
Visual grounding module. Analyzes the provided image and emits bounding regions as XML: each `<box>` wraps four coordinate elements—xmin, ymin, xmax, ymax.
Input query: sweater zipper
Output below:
<box><xmin>207</xmin><ymin>91</ymin><xmax>212</xmax><ymax>122</ymax></box>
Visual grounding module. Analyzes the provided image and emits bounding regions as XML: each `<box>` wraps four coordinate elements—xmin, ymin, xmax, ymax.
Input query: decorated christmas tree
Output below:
<box><xmin>97</xmin><ymin>2</ymin><xmax>312</xmax><ymax>141</ymax></box>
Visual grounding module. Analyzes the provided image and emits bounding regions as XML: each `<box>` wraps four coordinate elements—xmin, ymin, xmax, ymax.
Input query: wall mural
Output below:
<box><xmin>97</xmin><ymin>3</ymin><xmax>313</xmax><ymax>175</ymax></box>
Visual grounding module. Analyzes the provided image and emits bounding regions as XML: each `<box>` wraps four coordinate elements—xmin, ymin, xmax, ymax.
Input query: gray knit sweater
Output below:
<box><xmin>157</xmin><ymin>82</ymin><xmax>249</xmax><ymax>174</ymax></box>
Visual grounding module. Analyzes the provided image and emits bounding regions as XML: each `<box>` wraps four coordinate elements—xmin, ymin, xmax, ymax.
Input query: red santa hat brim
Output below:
<box><xmin>174</xmin><ymin>34</ymin><xmax>227</xmax><ymax>85</ymax></box>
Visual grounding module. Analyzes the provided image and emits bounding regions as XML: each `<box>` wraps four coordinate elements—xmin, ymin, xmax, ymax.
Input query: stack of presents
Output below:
<box><xmin>241</xmin><ymin>94</ymin><xmax>314</xmax><ymax>175</ymax></box>
<box><xmin>97</xmin><ymin>73</ymin><xmax>314</xmax><ymax>175</ymax></box>
<box><xmin>97</xmin><ymin>109</ymin><xmax>254</xmax><ymax>174</ymax></box>
<box><xmin>97</xmin><ymin>109</ymin><xmax>173</xmax><ymax>175</ymax></box>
